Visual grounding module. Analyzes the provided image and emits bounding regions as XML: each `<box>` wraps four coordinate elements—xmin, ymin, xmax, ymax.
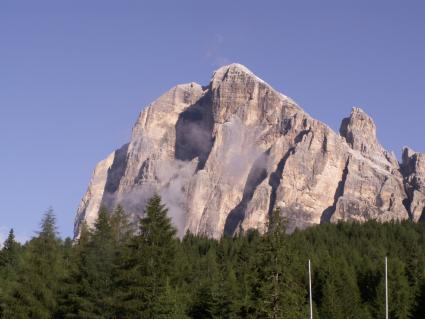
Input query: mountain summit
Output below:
<box><xmin>75</xmin><ymin>64</ymin><xmax>425</xmax><ymax>238</ymax></box>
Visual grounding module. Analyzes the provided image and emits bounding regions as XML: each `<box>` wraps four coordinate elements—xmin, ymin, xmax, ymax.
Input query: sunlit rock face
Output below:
<box><xmin>75</xmin><ymin>63</ymin><xmax>421</xmax><ymax>238</ymax></box>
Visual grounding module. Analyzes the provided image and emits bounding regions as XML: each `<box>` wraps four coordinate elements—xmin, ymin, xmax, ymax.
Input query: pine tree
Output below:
<box><xmin>254</xmin><ymin>209</ymin><xmax>307</xmax><ymax>319</ymax></box>
<box><xmin>412</xmin><ymin>270</ymin><xmax>425</xmax><ymax>318</ymax></box>
<box><xmin>369</xmin><ymin>257</ymin><xmax>414</xmax><ymax>319</ymax></box>
<box><xmin>110</xmin><ymin>204</ymin><xmax>134</xmax><ymax>245</ymax></box>
<box><xmin>58</xmin><ymin>207</ymin><xmax>117</xmax><ymax>318</ymax></box>
<box><xmin>116</xmin><ymin>195</ymin><xmax>179</xmax><ymax>318</ymax></box>
<box><xmin>320</xmin><ymin>260</ymin><xmax>364</xmax><ymax>319</ymax></box>
<box><xmin>0</xmin><ymin>229</ymin><xmax>21</xmax><ymax>271</ymax></box>
<box><xmin>214</xmin><ymin>239</ymin><xmax>242</xmax><ymax>319</ymax></box>
<box><xmin>2</xmin><ymin>208</ymin><xmax>64</xmax><ymax>319</ymax></box>
<box><xmin>0</xmin><ymin>229</ymin><xmax>22</xmax><ymax>317</ymax></box>
<box><xmin>56</xmin><ymin>221</ymin><xmax>91</xmax><ymax>318</ymax></box>
<box><xmin>189</xmin><ymin>248</ymin><xmax>221</xmax><ymax>319</ymax></box>
<box><xmin>387</xmin><ymin>258</ymin><xmax>414</xmax><ymax>319</ymax></box>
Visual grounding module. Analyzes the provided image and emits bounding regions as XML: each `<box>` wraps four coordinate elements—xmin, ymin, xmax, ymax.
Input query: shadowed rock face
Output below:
<box><xmin>401</xmin><ymin>148</ymin><xmax>425</xmax><ymax>222</ymax></box>
<box><xmin>74</xmin><ymin>63</ymin><xmax>422</xmax><ymax>238</ymax></box>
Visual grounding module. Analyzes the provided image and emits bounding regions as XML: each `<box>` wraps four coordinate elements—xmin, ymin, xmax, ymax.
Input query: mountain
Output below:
<box><xmin>74</xmin><ymin>64</ymin><xmax>425</xmax><ymax>238</ymax></box>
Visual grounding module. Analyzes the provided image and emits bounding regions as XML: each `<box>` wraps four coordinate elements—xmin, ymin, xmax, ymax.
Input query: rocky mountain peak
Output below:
<box><xmin>75</xmin><ymin>64</ymin><xmax>424</xmax><ymax>238</ymax></box>
<box><xmin>212</xmin><ymin>63</ymin><xmax>260</xmax><ymax>82</ymax></box>
<box><xmin>340</xmin><ymin>107</ymin><xmax>377</xmax><ymax>150</ymax></box>
<box><xmin>402</xmin><ymin>147</ymin><xmax>425</xmax><ymax>171</ymax></box>
<box><xmin>210</xmin><ymin>63</ymin><xmax>298</xmax><ymax>126</ymax></box>
<box><xmin>340</xmin><ymin>107</ymin><xmax>398</xmax><ymax>169</ymax></box>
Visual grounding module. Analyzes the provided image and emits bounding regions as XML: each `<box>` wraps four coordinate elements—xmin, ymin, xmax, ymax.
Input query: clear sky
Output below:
<box><xmin>1</xmin><ymin>0</ymin><xmax>424</xmax><ymax>241</ymax></box>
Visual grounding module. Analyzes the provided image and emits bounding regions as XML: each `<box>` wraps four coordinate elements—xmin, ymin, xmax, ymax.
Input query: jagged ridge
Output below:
<box><xmin>75</xmin><ymin>64</ymin><xmax>425</xmax><ymax>238</ymax></box>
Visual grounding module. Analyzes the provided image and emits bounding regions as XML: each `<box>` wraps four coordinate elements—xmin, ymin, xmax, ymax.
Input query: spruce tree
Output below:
<box><xmin>0</xmin><ymin>229</ymin><xmax>21</xmax><ymax>278</ymax></box>
<box><xmin>110</xmin><ymin>204</ymin><xmax>134</xmax><ymax>245</ymax></box>
<box><xmin>254</xmin><ymin>209</ymin><xmax>307</xmax><ymax>319</ymax></box>
<box><xmin>320</xmin><ymin>260</ymin><xmax>364</xmax><ymax>319</ymax></box>
<box><xmin>0</xmin><ymin>229</ymin><xmax>22</xmax><ymax>317</ymax></box>
<box><xmin>412</xmin><ymin>271</ymin><xmax>425</xmax><ymax>318</ymax></box>
<box><xmin>387</xmin><ymin>258</ymin><xmax>414</xmax><ymax>319</ymax></box>
<box><xmin>2</xmin><ymin>208</ymin><xmax>63</xmax><ymax>319</ymax></box>
<box><xmin>116</xmin><ymin>194</ymin><xmax>180</xmax><ymax>318</ymax></box>
<box><xmin>56</xmin><ymin>221</ymin><xmax>92</xmax><ymax>318</ymax></box>
<box><xmin>189</xmin><ymin>248</ymin><xmax>221</xmax><ymax>319</ymax></box>
<box><xmin>0</xmin><ymin>229</ymin><xmax>20</xmax><ymax>267</ymax></box>
<box><xmin>215</xmin><ymin>239</ymin><xmax>241</xmax><ymax>319</ymax></box>
<box><xmin>58</xmin><ymin>207</ymin><xmax>117</xmax><ymax>318</ymax></box>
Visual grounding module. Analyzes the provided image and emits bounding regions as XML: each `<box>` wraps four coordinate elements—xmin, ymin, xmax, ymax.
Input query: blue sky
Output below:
<box><xmin>1</xmin><ymin>0</ymin><xmax>424</xmax><ymax>240</ymax></box>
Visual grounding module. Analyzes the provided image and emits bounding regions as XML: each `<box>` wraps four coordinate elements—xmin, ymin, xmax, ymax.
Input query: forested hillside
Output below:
<box><xmin>1</xmin><ymin>195</ymin><xmax>424</xmax><ymax>318</ymax></box>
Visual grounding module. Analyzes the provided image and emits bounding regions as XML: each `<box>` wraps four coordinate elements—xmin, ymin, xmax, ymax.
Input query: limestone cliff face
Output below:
<box><xmin>401</xmin><ymin>148</ymin><xmax>425</xmax><ymax>222</ymax></box>
<box><xmin>75</xmin><ymin>64</ymin><xmax>422</xmax><ymax>238</ymax></box>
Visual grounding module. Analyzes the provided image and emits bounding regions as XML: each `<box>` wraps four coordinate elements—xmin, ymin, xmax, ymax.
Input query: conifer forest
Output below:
<box><xmin>0</xmin><ymin>195</ymin><xmax>424</xmax><ymax>319</ymax></box>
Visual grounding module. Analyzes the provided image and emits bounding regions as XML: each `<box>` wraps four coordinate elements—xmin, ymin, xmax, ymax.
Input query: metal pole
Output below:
<box><xmin>309</xmin><ymin>259</ymin><xmax>313</xmax><ymax>319</ymax></box>
<box><xmin>385</xmin><ymin>257</ymin><xmax>388</xmax><ymax>319</ymax></box>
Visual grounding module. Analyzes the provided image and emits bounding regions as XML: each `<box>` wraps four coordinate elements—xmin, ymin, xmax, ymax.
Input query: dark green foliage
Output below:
<box><xmin>253</xmin><ymin>209</ymin><xmax>307</xmax><ymax>319</ymax></box>
<box><xmin>115</xmin><ymin>195</ymin><xmax>181</xmax><ymax>318</ymax></box>
<box><xmin>319</xmin><ymin>258</ymin><xmax>365</xmax><ymax>318</ymax></box>
<box><xmin>57</xmin><ymin>207</ymin><xmax>119</xmax><ymax>318</ymax></box>
<box><xmin>1</xmin><ymin>208</ymin><xmax>64</xmax><ymax>318</ymax></box>
<box><xmin>0</xmin><ymin>229</ymin><xmax>21</xmax><ymax>268</ymax></box>
<box><xmin>1</xmin><ymin>200</ymin><xmax>425</xmax><ymax>319</ymax></box>
<box><xmin>110</xmin><ymin>204</ymin><xmax>135</xmax><ymax>245</ymax></box>
<box><xmin>0</xmin><ymin>229</ymin><xmax>21</xmax><ymax>316</ymax></box>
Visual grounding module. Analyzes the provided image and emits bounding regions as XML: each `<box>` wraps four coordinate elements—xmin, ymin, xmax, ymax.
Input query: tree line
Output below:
<box><xmin>0</xmin><ymin>195</ymin><xmax>424</xmax><ymax>318</ymax></box>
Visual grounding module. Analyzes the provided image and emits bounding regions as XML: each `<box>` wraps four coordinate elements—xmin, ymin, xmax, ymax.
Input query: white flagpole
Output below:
<box><xmin>385</xmin><ymin>257</ymin><xmax>388</xmax><ymax>319</ymax></box>
<box><xmin>309</xmin><ymin>259</ymin><xmax>313</xmax><ymax>319</ymax></box>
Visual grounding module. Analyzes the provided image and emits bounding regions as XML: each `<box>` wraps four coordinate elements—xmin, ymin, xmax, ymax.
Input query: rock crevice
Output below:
<box><xmin>321</xmin><ymin>158</ymin><xmax>350</xmax><ymax>223</ymax></box>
